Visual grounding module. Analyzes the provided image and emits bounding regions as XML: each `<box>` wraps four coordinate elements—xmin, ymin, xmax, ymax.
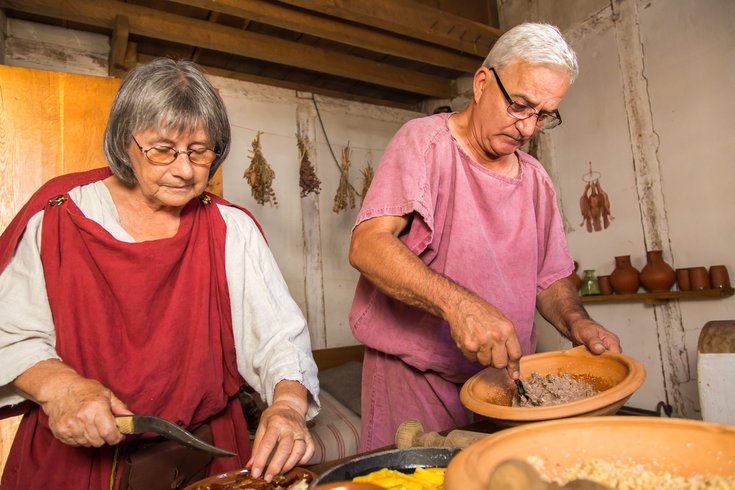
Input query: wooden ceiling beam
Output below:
<box><xmin>0</xmin><ymin>0</ymin><xmax>456</xmax><ymax>98</ymax></box>
<box><xmin>108</xmin><ymin>14</ymin><xmax>129</xmax><ymax>77</ymax></box>
<box><xmin>275</xmin><ymin>0</ymin><xmax>504</xmax><ymax>57</ymax></box>
<box><xmin>167</xmin><ymin>0</ymin><xmax>482</xmax><ymax>73</ymax></box>
<box><xmin>137</xmin><ymin>54</ymin><xmax>419</xmax><ymax>111</ymax></box>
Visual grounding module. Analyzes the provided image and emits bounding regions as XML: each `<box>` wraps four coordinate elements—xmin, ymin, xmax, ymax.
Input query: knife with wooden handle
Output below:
<box><xmin>115</xmin><ymin>415</ymin><xmax>237</xmax><ymax>457</ymax></box>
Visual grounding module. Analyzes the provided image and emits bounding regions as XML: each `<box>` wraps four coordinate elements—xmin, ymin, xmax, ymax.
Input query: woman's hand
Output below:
<box><xmin>13</xmin><ymin>359</ymin><xmax>132</xmax><ymax>447</ymax></box>
<box><xmin>247</xmin><ymin>380</ymin><xmax>313</xmax><ymax>482</ymax></box>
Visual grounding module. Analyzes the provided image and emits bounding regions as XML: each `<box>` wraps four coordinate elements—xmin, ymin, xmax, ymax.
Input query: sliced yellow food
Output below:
<box><xmin>353</xmin><ymin>467</ymin><xmax>446</xmax><ymax>489</ymax></box>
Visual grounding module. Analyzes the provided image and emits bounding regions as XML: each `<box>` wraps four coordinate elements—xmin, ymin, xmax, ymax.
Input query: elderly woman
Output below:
<box><xmin>0</xmin><ymin>58</ymin><xmax>319</xmax><ymax>489</ymax></box>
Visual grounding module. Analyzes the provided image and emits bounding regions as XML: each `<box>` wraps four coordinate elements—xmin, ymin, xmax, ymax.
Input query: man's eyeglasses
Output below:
<box><xmin>131</xmin><ymin>135</ymin><xmax>219</xmax><ymax>167</ymax></box>
<box><xmin>489</xmin><ymin>67</ymin><xmax>562</xmax><ymax>130</ymax></box>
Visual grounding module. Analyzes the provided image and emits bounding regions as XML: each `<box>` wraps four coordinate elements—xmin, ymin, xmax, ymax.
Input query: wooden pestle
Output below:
<box><xmin>394</xmin><ymin>419</ymin><xmax>488</xmax><ymax>449</ymax></box>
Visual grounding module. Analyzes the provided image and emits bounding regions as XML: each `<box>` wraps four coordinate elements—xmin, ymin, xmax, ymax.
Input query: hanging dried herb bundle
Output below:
<box><xmin>243</xmin><ymin>131</ymin><xmax>278</xmax><ymax>206</ymax></box>
<box><xmin>333</xmin><ymin>143</ymin><xmax>356</xmax><ymax>213</ymax></box>
<box><xmin>297</xmin><ymin>131</ymin><xmax>321</xmax><ymax>197</ymax></box>
<box><xmin>359</xmin><ymin>158</ymin><xmax>374</xmax><ymax>204</ymax></box>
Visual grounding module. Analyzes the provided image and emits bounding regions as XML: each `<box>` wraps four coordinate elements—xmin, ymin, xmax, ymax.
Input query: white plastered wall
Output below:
<box><xmin>499</xmin><ymin>0</ymin><xmax>735</xmax><ymax>417</ymax></box>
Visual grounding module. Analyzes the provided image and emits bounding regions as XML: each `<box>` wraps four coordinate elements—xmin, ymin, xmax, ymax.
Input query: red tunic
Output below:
<box><xmin>0</xmin><ymin>168</ymin><xmax>256</xmax><ymax>488</ymax></box>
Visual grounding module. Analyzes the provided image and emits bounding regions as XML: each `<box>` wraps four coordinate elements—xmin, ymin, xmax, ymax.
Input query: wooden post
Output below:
<box><xmin>296</xmin><ymin>100</ymin><xmax>327</xmax><ymax>348</ymax></box>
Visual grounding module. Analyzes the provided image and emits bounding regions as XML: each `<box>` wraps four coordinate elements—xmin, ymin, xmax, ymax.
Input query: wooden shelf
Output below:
<box><xmin>581</xmin><ymin>287</ymin><xmax>734</xmax><ymax>306</ymax></box>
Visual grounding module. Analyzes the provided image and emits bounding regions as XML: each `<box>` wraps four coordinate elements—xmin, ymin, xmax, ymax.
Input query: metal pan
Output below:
<box><xmin>310</xmin><ymin>447</ymin><xmax>460</xmax><ymax>486</ymax></box>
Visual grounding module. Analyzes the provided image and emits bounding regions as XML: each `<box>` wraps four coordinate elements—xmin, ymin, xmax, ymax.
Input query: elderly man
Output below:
<box><xmin>348</xmin><ymin>23</ymin><xmax>621</xmax><ymax>450</ymax></box>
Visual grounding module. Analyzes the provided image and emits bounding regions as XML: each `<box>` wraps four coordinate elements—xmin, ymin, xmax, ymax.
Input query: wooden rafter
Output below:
<box><xmin>137</xmin><ymin>54</ymin><xmax>419</xmax><ymax>111</ymax></box>
<box><xmin>276</xmin><ymin>0</ymin><xmax>503</xmax><ymax>57</ymax></box>
<box><xmin>0</xmin><ymin>0</ymin><xmax>456</xmax><ymax>98</ymax></box>
<box><xmin>167</xmin><ymin>0</ymin><xmax>483</xmax><ymax>72</ymax></box>
<box><xmin>108</xmin><ymin>14</ymin><xmax>129</xmax><ymax>77</ymax></box>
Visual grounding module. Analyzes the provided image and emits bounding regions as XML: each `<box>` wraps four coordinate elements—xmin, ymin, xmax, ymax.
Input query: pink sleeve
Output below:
<box><xmin>353</xmin><ymin>118</ymin><xmax>439</xmax><ymax>256</ymax></box>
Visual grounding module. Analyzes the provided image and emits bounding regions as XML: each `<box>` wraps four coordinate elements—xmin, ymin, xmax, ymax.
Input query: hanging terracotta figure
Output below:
<box><xmin>579</xmin><ymin>163</ymin><xmax>613</xmax><ymax>233</ymax></box>
<box><xmin>579</xmin><ymin>182</ymin><xmax>592</xmax><ymax>232</ymax></box>
<box><xmin>595</xmin><ymin>179</ymin><xmax>613</xmax><ymax>229</ymax></box>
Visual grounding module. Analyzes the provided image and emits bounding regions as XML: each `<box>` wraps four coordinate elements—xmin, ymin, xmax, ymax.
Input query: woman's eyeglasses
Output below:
<box><xmin>131</xmin><ymin>135</ymin><xmax>218</xmax><ymax>167</ymax></box>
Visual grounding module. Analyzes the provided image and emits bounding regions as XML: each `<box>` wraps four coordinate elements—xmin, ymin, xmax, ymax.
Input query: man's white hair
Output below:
<box><xmin>482</xmin><ymin>23</ymin><xmax>579</xmax><ymax>83</ymax></box>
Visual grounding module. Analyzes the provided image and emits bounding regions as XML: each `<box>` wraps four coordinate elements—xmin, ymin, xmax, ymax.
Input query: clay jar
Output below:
<box><xmin>598</xmin><ymin>275</ymin><xmax>613</xmax><ymax>295</ymax></box>
<box><xmin>639</xmin><ymin>250</ymin><xmax>676</xmax><ymax>292</ymax></box>
<box><xmin>709</xmin><ymin>265</ymin><xmax>731</xmax><ymax>289</ymax></box>
<box><xmin>689</xmin><ymin>267</ymin><xmax>710</xmax><ymax>290</ymax></box>
<box><xmin>610</xmin><ymin>255</ymin><xmax>640</xmax><ymax>294</ymax></box>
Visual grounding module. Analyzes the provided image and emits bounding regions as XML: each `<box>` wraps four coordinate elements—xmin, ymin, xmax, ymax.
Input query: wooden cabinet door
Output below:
<box><xmin>0</xmin><ymin>65</ymin><xmax>121</xmax><ymax>231</ymax></box>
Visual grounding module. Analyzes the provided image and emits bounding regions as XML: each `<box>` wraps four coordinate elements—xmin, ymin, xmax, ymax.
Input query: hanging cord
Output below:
<box><xmin>311</xmin><ymin>94</ymin><xmax>361</xmax><ymax>196</ymax></box>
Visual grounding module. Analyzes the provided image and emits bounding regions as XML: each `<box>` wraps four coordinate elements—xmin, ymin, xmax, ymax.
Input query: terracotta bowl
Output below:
<box><xmin>184</xmin><ymin>467</ymin><xmax>315</xmax><ymax>490</ymax></box>
<box><xmin>459</xmin><ymin>345</ymin><xmax>646</xmax><ymax>426</ymax></box>
<box><xmin>444</xmin><ymin>416</ymin><xmax>735</xmax><ymax>490</ymax></box>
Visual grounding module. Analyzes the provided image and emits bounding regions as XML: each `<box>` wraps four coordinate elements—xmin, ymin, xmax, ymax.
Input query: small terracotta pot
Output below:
<box><xmin>610</xmin><ymin>255</ymin><xmax>640</xmax><ymax>294</ymax></box>
<box><xmin>597</xmin><ymin>275</ymin><xmax>613</xmax><ymax>295</ymax></box>
<box><xmin>689</xmin><ymin>267</ymin><xmax>710</xmax><ymax>290</ymax></box>
<box><xmin>676</xmin><ymin>268</ymin><xmax>691</xmax><ymax>291</ymax></box>
<box><xmin>709</xmin><ymin>265</ymin><xmax>731</xmax><ymax>289</ymax></box>
<box><xmin>639</xmin><ymin>250</ymin><xmax>676</xmax><ymax>293</ymax></box>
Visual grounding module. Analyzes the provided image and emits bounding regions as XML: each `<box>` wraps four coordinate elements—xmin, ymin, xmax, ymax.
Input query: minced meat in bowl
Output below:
<box><xmin>513</xmin><ymin>372</ymin><xmax>599</xmax><ymax>407</ymax></box>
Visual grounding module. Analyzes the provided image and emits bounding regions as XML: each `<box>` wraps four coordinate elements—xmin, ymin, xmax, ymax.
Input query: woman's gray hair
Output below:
<box><xmin>103</xmin><ymin>58</ymin><xmax>230</xmax><ymax>185</ymax></box>
<box><xmin>482</xmin><ymin>23</ymin><xmax>579</xmax><ymax>82</ymax></box>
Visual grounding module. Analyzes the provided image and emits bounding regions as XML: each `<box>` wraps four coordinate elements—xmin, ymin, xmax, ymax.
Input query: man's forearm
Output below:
<box><xmin>536</xmin><ymin>277</ymin><xmax>591</xmax><ymax>340</ymax></box>
<box><xmin>350</xmin><ymin>229</ymin><xmax>474</xmax><ymax>321</ymax></box>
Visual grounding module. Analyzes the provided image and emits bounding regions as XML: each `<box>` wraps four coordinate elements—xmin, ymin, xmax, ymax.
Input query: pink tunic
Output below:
<box><xmin>349</xmin><ymin>114</ymin><xmax>573</xmax><ymax>450</ymax></box>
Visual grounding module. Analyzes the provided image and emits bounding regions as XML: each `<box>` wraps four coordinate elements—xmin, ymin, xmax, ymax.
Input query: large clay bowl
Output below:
<box><xmin>309</xmin><ymin>447</ymin><xmax>460</xmax><ymax>487</ymax></box>
<box><xmin>460</xmin><ymin>345</ymin><xmax>645</xmax><ymax>426</ymax></box>
<box><xmin>444</xmin><ymin>416</ymin><xmax>735</xmax><ymax>490</ymax></box>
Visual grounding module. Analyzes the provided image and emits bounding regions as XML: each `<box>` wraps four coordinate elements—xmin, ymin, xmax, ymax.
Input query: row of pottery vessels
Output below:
<box><xmin>571</xmin><ymin>253</ymin><xmax>731</xmax><ymax>295</ymax></box>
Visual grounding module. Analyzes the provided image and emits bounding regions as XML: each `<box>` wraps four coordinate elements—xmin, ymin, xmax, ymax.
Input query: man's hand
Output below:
<box><xmin>537</xmin><ymin>277</ymin><xmax>623</xmax><ymax>355</ymax></box>
<box><xmin>446</xmin><ymin>295</ymin><xmax>523</xmax><ymax>379</ymax></box>
<box><xmin>569</xmin><ymin>318</ymin><xmax>622</xmax><ymax>354</ymax></box>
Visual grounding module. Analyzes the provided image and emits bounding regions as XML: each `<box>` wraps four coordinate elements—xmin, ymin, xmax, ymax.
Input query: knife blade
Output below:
<box><xmin>115</xmin><ymin>415</ymin><xmax>237</xmax><ymax>457</ymax></box>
